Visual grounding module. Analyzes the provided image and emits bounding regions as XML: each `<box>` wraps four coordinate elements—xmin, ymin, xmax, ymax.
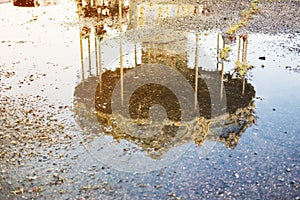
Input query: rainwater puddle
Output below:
<box><xmin>0</xmin><ymin>0</ymin><xmax>299</xmax><ymax>199</ymax></box>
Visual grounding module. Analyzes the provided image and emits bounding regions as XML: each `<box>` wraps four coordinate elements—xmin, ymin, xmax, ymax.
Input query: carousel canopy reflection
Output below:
<box><xmin>74</xmin><ymin>0</ymin><xmax>257</xmax><ymax>159</ymax></box>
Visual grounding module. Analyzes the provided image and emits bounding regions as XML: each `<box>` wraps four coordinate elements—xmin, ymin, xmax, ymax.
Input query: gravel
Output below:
<box><xmin>158</xmin><ymin>0</ymin><xmax>300</xmax><ymax>34</ymax></box>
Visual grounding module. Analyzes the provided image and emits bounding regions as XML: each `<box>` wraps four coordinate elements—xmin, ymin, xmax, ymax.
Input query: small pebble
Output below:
<box><xmin>259</xmin><ymin>56</ymin><xmax>266</xmax><ymax>60</ymax></box>
<box><xmin>234</xmin><ymin>173</ymin><xmax>239</xmax><ymax>179</ymax></box>
<box><xmin>53</xmin><ymin>173</ymin><xmax>58</xmax><ymax>178</ymax></box>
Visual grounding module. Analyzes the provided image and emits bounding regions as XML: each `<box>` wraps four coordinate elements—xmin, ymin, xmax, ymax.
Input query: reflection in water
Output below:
<box><xmin>74</xmin><ymin>0</ymin><xmax>257</xmax><ymax>159</ymax></box>
<box><xmin>74</xmin><ymin>69</ymin><xmax>256</xmax><ymax>159</ymax></box>
<box><xmin>13</xmin><ymin>0</ymin><xmax>59</xmax><ymax>7</ymax></box>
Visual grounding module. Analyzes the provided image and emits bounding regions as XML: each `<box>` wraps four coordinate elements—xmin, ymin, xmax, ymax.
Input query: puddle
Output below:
<box><xmin>0</xmin><ymin>0</ymin><xmax>300</xmax><ymax>199</ymax></box>
<box><xmin>74</xmin><ymin>25</ymin><xmax>257</xmax><ymax>172</ymax></box>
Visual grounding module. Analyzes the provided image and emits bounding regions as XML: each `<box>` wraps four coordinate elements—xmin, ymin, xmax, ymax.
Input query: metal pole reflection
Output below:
<box><xmin>119</xmin><ymin>0</ymin><xmax>124</xmax><ymax>107</ymax></box>
<box><xmin>134</xmin><ymin>43</ymin><xmax>137</xmax><ymax>67</ymax></box>
<box><xmin>194</xmin><ymin>33</ymin><xmax>199</xmax><ymax>110</ymax></box>
<box><xmin>220</xmin><ymin>33</ymin><xmax>225</xmax><ymax>100</ymax></box>
<box><xmin>237</xmin><ymin>36</ymin><xmax>241</xmax><ymax>62</ymax></box>
<box><xmin>217</xmin><ymin>33</ymin><xmax>220</xmax><ymax>70</ymax></box>
<box><xmin>87</xmin><ymin>35</ymin><xmax>92</xmax><ymax>75</ymax></box>
<box><xmin>77</xmin><ymin>0</ymin><xmax>85</xmax><ymax>81</ymax></box>
<box><xmin>98</xmin><ymin>38</ymin><xmax>103</xmax><ymax>92</ymax></box>
<box><xmin>79</xmin><ymin>31</ymin><xmax>85</xmax><ymax>81</ymax></box>
<box><xmin>95</xmin><ymin>34</ymin><xmax>99</xmax><ymax>76</ymax></box>
<box><xmin>220</xmin><ymin>61</ymin><xmax>224</xmax><ymax>100</ymax></box>
<box><xmin>241</xmin><ymin>35</ymin><xmax>248</xmax><ymax>96</ymax></box>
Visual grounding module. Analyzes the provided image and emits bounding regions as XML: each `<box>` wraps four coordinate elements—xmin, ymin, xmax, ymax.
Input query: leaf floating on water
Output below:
<box><xmin>220</xmin><ymin>45</ymin><xmax>231</xmax><ymax>60</ymax></box>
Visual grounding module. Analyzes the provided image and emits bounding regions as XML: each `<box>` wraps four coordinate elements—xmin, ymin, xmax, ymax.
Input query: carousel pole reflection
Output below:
<box><xmin>217</xmin><ymin>33</ymin><xmax>220</xmax><ymax>70</ymax></box>
<box><xmin>87</xmin><ymin>35</ymin><xmax>92</xmax><ymax>75</ymax></box>
<box><xmin>220</xmin><ymin>61</ymin><xmax>225</xmax><ymax>100</ymax></box>
<box><xmin>79</xmin><ymin>30</ymin><xmax>85</xmax><ymax>81</ymax></box>
<box><xmin>119</xmin><ymin>0</ymin><xmax>124</xmax><ymax>107</ymax></box>
<box><xmin>237</xmin><ymin>35</ymin><xmax>244</xmax><ymax>95</ymax></box>
<box><xmin>77</xmin><ymin>0</ymin><xmax>84</xmax><ymax>81</ymax></box>
<box><xmin>98</xmin><ymin>38</ymin><xmax>103</xmax><ymax>91</ymax></box>
<box><xmin>95</xmin><ymin>34</ymin><xmax>99</xmax><ymax>76</ymax></box>
<box><xmin>194</xmin><ymin>33</ymin><xmax>199</xmax><ymax>110</ymax></box>
<box><xmin>220</xmin><ymin>33</ymin><xmax>225</xmax><ymax>100</ymax></box>
<box><xmin>134</xmin><ymin>3</ymin><xmax>138</xmax><ymax>68</ymax></box>
<box><xmin>241</xmin><ymin>34</ymin><xmax>248</xmax><ymax>96</ymax></box>
<box><xmin>134</xmin><ymin>43</ymin><xmax>137</xmax><ymax>67</ymax></box>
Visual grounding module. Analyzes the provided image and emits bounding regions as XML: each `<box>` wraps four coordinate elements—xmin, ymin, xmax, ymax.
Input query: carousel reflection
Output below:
<box><xmin>74</xmin><ymin>0</ymin><xmax>257</xmax><ymax>159</ymax></box>
<box><xmin>74</xmin><ymin>70</ymin><xmax>256</xmax><ymax>159</ymax></box>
